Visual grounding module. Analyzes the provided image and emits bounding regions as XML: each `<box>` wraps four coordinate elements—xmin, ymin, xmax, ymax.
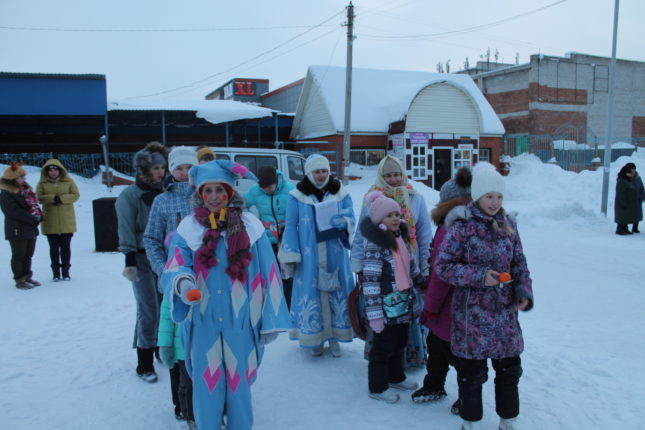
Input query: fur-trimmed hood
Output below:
<box><xmin>39</xmin><ymin>159</ymin><xmax>70</xmax><ymax>182</ymax></box>
<box><xmin>431</xmin><ymin>196</ymin><xmax>472</xmax><ymax>226</ymax></box>
<box><xmin>359</xmin><ymin>216</ymin><xmax>409</xmax><ymax>250</ymax></box>
<box><xmin>296</xmin><ymin>174</ymin><xmax>340</xmax><ymax>198</ymax></box>
<box><xmin>444</xmin><ymin>202</ymin><xmax>517</xmax><ymax>229</ymax></box>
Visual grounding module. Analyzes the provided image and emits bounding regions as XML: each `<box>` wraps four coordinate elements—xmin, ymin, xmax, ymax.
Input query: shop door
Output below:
<box><xmin>433</xmin><ymin>148</ymin><xmax>452</xmax><ymax>190</ymax></box>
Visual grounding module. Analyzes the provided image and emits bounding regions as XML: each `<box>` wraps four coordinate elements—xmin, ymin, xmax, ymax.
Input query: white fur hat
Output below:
<box><xmin>304</xmin><ymin>154</ymin><xmax>330</xmax><ymax>175</ymax></box>
<box><xmin>471</xmin><ymin>162</ymin><xmax>505</xmax><ymax>202</ymax></box>
<box><xmin>169</xmin><ymin>146</ymin><xmax>198</xmax><ymax>173</ymax></box>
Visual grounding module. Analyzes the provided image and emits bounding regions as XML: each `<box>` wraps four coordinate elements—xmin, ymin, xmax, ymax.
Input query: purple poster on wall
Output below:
<box><xmin>409</xmin><ymin>132</ymin><xmax>429</xmax><ymax>145</ymax></box>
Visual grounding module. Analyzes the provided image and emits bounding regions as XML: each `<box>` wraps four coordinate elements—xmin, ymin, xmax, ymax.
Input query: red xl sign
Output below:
<box><xmin>234</xmin><ymin>81</ymin><xmax>255</xmax><ymax>96</ymax></box>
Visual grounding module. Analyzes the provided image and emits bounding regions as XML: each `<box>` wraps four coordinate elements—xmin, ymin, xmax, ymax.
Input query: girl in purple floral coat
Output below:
<box><xmin>435</xmin><ymin>163</ymin><xmax>533</xmax><ymax>430</ymax></box>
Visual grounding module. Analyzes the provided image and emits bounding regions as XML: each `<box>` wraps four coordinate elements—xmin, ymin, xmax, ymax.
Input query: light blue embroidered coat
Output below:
<box><xmin>161</xmin><ymin>212</ymin><xmax>291</xmax><ymax>430</ymax></box>
<box><xmin>278</xmin><ymin>182</ymin><xmax>355</xmax><ymax>348</ymax></box>
<box><xmin>143</xmin><ymin>180</ymin><xmax>194</xmax><ymax>276</ymax></box>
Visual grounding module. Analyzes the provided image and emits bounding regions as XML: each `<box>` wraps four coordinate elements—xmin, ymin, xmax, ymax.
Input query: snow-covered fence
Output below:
<box><xmin>504</xmin><ymin>134</ymin><xmax>637</xmax><ymax>171</ymax></box>
<box><xmin>0</xmin><ymin>152</ymin><xmax>136</xmax><ymax>178</ymax></box>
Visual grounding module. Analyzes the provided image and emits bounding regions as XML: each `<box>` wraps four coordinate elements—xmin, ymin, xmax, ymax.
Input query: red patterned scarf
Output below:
<box><xmin>193</xmin><ymin>206</ymin><xmax>252</xmax><ymax>284</ymax></box>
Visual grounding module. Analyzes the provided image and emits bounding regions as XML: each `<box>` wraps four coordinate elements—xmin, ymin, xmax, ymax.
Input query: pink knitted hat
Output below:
<box><xmin>366</xmin><ymin>190</ymin><xmax>400</xmax><ymax>223</ymax></box>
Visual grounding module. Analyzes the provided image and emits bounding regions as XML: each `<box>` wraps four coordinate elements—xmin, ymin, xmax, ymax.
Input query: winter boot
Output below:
<box><xmin>499</xmin><ymin>417</ymin><xmax>520</xmax><ymax>430</ymax></box>
<box><xmin>52</xmin><ymin>265</ymin><xmax>61</xmax><ymax>282</ymax></box>
<box><xmin>310</xmin><ymin>345</ymin><xmax>324</xmax><ymax>357</ymax></box>
<box><xmin>616</xmin><ymin>224</ymin><xmax>633</xmax><ymax>235</ymax></box>
<box><xmin>632</xmin><ymin>223</ymin><xmax>640</xmax><ymax>233</ymax></box>
<box><xmin>329</xmin><ymin>339</ymin><xmax>342</xmax><ymax>357</ymax></box>
<box><xmin>15</xmin><ymin>276</ymin><xmax>34</xmax><ymax>290</ymax></box>
<box><xmin>460</xmin><ymin>419</ymin><xmax>482</xmax><ymax>430</ymax></box>
<box><xmin>450</xmin><ymin>398</ymin><xmax>461</xmax><ymax>415</ymax></box>
<box><xmin>187</xmin><ymin>420</ymin><xmax>197</xmax><ymax>430</ymax></box>
<box><xmin>390</xmin><ymin>378</ymin><xmax>419</xmax><ymax>391</ymax></box>
<box><xmin>25</xmin><ymin>277</ymin><xmax>41</xmax><ymax>287</ymax></box>
<box><xmin>369</xmin><ymin>388</ymin><xmax>400</xmax><ymax>404</ymax></box>
<box><xmin>62</xmin><ymin>265</ymin><xmax>71</xmax><ymax>281</ymax></box>
<box><xmin>136</xmin><ymin>348</ymin><xmax>158</xmax><ymax>383</ymax></box>
<box><xmin>411</xmin><ymin>385</ymin><xmax>447</xmax><ymax>403</ymax></box>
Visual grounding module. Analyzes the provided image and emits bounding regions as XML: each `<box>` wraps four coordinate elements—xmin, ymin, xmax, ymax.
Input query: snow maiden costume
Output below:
<box><xmin>161</xmin><ymin>160</ymin><xmax>291</xmax><ymax>430</ymax></box>
<box><xmin>351</xmin><ymin>155</ymin><xmax>432</xmax><ymax>367</ymax></box>
<box><xmin>278</xmin><ymin>154</ymin><xmax>356</xmax><ymax>356</ymax></box>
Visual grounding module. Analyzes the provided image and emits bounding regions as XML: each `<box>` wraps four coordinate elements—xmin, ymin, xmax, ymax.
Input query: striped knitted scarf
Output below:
<box><xmin>193</xmin><ymin>206</ymin><xmax>252</xmax><ymax>284</ymax></box>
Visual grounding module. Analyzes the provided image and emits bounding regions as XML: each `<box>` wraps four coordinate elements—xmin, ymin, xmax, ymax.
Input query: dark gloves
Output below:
<box><xmin>412</xmin><ymin>274</ymin><xmax>427</xmax><ymax>291</ymax></box>
<box><xmin>53</xmin><ymin>196</ymin><xmax>62</xmax><ymax>206</ymax></box>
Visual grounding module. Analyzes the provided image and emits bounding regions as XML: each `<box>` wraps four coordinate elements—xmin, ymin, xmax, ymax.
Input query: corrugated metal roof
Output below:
<box><xmin>0</xmin><ymin>71</ymin><xmax>105</xmax><ymax>80</ymax></box>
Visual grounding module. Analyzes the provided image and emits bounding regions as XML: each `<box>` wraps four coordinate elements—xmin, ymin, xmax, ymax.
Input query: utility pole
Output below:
<box><xmin>601</xmin><ymin>0</ymin><xmax>620</xmax><ymax>216</ymax></box>
<box><xmin>341</xmin><ymin>1</ymin><xmax>355</xmax><ymax>185</ymax></box>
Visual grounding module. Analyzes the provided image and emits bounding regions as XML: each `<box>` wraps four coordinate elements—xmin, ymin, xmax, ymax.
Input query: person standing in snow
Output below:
<box><xmin>413</xmin><ymin>167</ymin><xmax>472</xmax><ymax>413</ymax></box>
<box><xmin>143</xmin><ymin>145</ymin><xmax>197</xmax><ymax>420</ymax></box>
<box><xmin>278</xmin><ymin>154</ymin><xmax>356</xmax><ymax>357</ymax></box>
<box><xmin>244</xmin><ymin>165</ymin><xmax>295</xmax><ymax>308</ymax></box>
<box><xmin>115</xmin><ymin>141</ymin><xmax>168</xmax><ymax>383</ymax></box>
<box><xmin>435</xmin><ymin>163</ymin><xmax>533</xmax><ymax>430</ymax></box>
<box><xmin>161</xmin><ymin>160</ymin><xmax>291</xmax><ymax>430</ymax></box>
<box><xmin>36</xmin><ymin>159</ymin><xmax>80</xmax><ymax>281</ymax></box>
<box><xmin>351</xmin><ymin>155</ymin><xmax>432</xmax><ymax>368</ymax></box>
<box><xmin>0</xmin><ymin>162</ymin><xmax>42</xmax><ymax>289</ymax></box>
<box><xmin>360</xmin><ymin>190</ymin><xmax>425</xmax><ymax>403</ymax></box>
<box><xmin>614</xmin><ymin>163</ymin><xmax>643</xmax><ymax>235</ymax></box>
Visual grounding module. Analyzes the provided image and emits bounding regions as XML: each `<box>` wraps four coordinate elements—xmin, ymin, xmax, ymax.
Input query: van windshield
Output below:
<box><xmin>287</xmin><ymin>156</ymin><xmax>305</xmax><ymax>181</ymax></box>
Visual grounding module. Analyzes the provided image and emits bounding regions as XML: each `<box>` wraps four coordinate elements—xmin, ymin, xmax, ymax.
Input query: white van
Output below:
<box><xmin>210</xmin><ymin>146</ymin><xmax>306</xmax><ymax>195</ymax></box>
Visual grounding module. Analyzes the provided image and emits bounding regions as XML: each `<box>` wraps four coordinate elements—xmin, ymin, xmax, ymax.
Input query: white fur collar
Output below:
<box><xmin>176</xmin><ymin>212</ymin><xmax>265</xmax><ymax>252</ymax></box>
<box><xmin>289</xmin><ymin>186</ymin><xmax>348</xmax><ymax>205</ymax></box>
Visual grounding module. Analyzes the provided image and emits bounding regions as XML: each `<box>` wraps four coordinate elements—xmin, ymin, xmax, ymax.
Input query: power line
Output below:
<box><xmin>0</xmin><ymin>24</ymin><xmax>337</xmax><ymax>33</ymax></box>
<box><xmin>359</xmin><ymin>0</ymin><xmax>567</xmax><ymax>41</ymax></box>
<box><xmin>126</xmin><ymin>10</ymin><xmax>344</xmax><ymax>99</ymax></box>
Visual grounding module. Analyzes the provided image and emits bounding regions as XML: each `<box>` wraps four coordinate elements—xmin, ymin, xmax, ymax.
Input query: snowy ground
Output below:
<box><xmin>1</xmin><ymin>153</ymin><xmax>644</xmax><ymax>430</ymax></box>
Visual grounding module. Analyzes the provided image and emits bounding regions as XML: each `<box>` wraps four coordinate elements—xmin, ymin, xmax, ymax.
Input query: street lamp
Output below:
<box><xmin>99</xmin><ymin>134</ymin><xmax>112</xmax><ymax>190</ymax></box>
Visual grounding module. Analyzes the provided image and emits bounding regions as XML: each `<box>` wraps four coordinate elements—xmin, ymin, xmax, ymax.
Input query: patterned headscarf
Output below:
<box><xmin>367</xmin><ymin>155</ymin><xmax>418</xmax><ymax>252</ymax></box>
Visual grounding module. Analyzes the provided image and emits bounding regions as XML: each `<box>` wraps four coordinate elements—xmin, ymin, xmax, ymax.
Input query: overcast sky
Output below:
<box><xmin>2</xmin><ymin>0</ymin><xmax>643</xmax><ymax>101</ymax></box>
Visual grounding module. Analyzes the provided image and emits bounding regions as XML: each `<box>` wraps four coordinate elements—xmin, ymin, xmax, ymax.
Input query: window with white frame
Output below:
<box><xmin>411</xmin><ymin>145</ymin><xmax>427</xmax><ymax>179</ymax></box>
<box><xmin>453</xmin><ymin>148</ymin><xmax>471</xmax><ymax>170</ymax></box>
<box><xmin>478</xmin><ymin>148</ymin><xmax>491</xmax><ymax>163</ymax></box>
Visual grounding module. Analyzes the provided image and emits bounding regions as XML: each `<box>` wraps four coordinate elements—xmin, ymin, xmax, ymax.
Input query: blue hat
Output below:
<box><xmin>189</xmin><ymin>160</ymin><xmax>258</xmax><ymax>192</ymax></box>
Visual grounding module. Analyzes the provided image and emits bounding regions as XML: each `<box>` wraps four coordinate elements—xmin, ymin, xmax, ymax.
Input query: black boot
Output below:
<box><xmin>136</xmin><ymin>348</ymin><xmax>158</xmax><ymax>383</ymax></box>
<box><xmin>616</xmin><ymin>224</ymin><xmax>632</xmax><ymax>235</ymax></box>
<box><xmin>632</xmin><ymin>223</ymin><xmax>640</xmax><ymax>233</ymax></box>
<box><xmin>62</xmin><ymin>265</ymin><xmax>71</xmax><ymax>281</ymax></box>
<box><xmin>52</xmin><ymin>265</ymin><xmax>61</xmax><ymax>282</ymax></box>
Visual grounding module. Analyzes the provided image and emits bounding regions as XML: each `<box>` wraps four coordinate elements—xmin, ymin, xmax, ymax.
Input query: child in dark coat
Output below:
<box><xmin>435</xmin><ymin>163</ymin><xmax>533</xmax><ymax>430</ymax></box>
<box><xmin>414</xmin><ymin>167</ymin><xmax>472</xmax><ymax>415</ymax></box>
<box><xmin>360</xmin><ymin>191</ymin><xmax>424</xmax><ymax>403</ymax></box>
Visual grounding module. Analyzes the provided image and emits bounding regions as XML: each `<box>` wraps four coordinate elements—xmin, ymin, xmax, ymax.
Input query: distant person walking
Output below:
<box><xmin>614</xmin><ymin>163</ymin><xmax>642</xmax><ymax>235</ymax></box>
<box><xmin>36</xmin><ymin>159</ymin><xmax>80</xmax><ymax>281</ymax></box>
<box><xmin>0</xmin><ymin>162</ymin><xmax>42</xmax><ymax>289</ymax></box>
<box><xmin>116</xmin><ymin>142</ymin><xmax>168</xmax><ymax>382</ymax></box>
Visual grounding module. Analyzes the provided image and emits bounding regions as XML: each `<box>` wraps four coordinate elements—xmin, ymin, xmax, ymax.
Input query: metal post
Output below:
<box><xmin>225</xmin><ymin>122</ymin><xmax>230</xmax><ymax>147</ymax></box>
<box><xmin>161</xmin><ymin>111</ymin><xmax>166</xmax><ymax>146</ymax></box>
<box><xmin>99</xmin><ymin>132</ymin><xmax>112</xmax><ymax>191</ymax></box>
<box><xmin>341</xmin><ymin>1</ymin><xmax>355</xmax><ymax>184</ymax></box>
<box><xmin>273</xmin><ymin>112</ymin><xmax>280</xmax><ymax>148</ymax></box>
<box><xmin>600</xmin><ymin>0</ymin><xmax>620</xmax><ymax>216</ymax></box>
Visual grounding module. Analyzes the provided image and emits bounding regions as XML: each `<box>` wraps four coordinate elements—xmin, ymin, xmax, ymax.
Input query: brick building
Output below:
<box><xmin>461</xmin><ymin>52</ymin><xmax>645</xmax><ymax>148</ymax></box>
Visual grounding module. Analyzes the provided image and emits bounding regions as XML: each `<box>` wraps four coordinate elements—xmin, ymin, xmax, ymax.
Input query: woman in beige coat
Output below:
<box><xmin>36</xmin><ymin>159</ymin><xmax>80</xmax><ymax>281</ymax></box>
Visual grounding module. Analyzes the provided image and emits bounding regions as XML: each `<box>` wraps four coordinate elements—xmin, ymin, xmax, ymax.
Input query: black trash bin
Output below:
<box><xmin>93</xmin><ymin>197</ymin><xmax>119</xmax><ymax>252</ymax></box>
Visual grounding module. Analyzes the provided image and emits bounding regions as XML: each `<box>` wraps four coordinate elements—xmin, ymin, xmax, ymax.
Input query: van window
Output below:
<box><xmin>215</xmin><ymin>154</ymin><xmax>230</xmax><ymax>161</ymax></box>
<box><xmin>287</xmin><ymin>156</ymin><xmax>305</xmax><ymax>181</ymax></box>
<box><xmin>234</xmin><ymin>155</ymin><xmax>277</xmax><ymax>176</ymax></box>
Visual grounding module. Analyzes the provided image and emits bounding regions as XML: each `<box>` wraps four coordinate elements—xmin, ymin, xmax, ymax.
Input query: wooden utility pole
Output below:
<box><xmin>341</xmin><ymin>2</ymin><xmax>355</xmax><ymax>184</ymax></box>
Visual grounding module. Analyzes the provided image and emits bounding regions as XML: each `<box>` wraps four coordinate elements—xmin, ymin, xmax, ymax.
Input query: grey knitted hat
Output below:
<box><xmin>439</xmin><ymin>167</ymin><xmax>472</xmax><ymax>203</ymax></box>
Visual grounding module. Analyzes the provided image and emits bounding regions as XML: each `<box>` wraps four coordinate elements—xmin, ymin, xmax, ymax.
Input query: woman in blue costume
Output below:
<box><xmin>278</xmin><ymin>154</ymin><xmax>355</xmax><ymax>357</ymax></box>
<box><xmin>351</xmin><ymin>155</ymin><xmax>433</xmax><ymax>368</ymax></box>
<box><xmin>161</xmin><ymin>160</ymin><xmax>291</xmax><ymax>430</ymax></box>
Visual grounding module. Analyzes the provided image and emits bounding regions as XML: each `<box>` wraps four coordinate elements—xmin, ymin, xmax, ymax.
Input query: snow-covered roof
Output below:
<box><xmin>291</xmin><ymin>65</ymin><xmax>505</xmax><ymax>139</ymax></box>
<box><xmin>108</xmin><ymin>99</ymin><xmax>275</xmax><ymax>125</ymax></box>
